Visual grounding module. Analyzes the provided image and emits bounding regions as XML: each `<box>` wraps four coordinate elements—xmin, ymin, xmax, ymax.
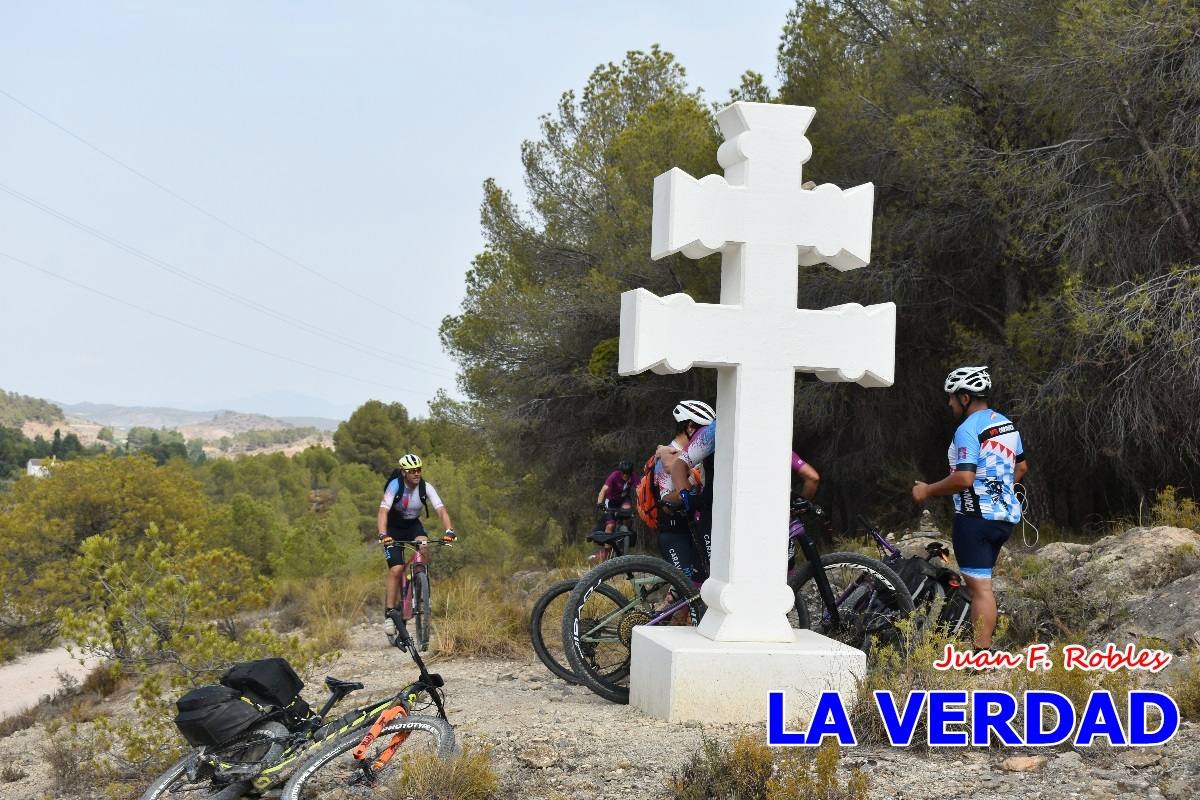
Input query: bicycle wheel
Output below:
<box><xmin>139</xmin><ymin>722</ymin><xmax>288</xmax><ymax>800</ymax></box>
<box><xmin>789</xmin><ymin>552</ymin><xmax>914</xmax><ymax>658</ymax></box>
<box><xmin>413</xmin><ymin>570</ymin><xmax>432</xmax><ymax>652</ymax></box>
<box><xmin>530</xmin><ymin>579</ymin><xmax>626</xmax><ymax>684</ymax></box>
<box><xmin>278</xmin><ymin>715</ymin><xmax>455</xmax><ymax>800</ymax></box>
<box><xmin>561</xmin><ymin>555</ymin><xmax>700</xmax><ymax>705</ymax></box>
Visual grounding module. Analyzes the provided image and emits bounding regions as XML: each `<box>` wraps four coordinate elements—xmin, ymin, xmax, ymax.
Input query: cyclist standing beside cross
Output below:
<box><xmin>912</xmin><ymin>366</ymin><xmax>1028</xmax><ymax>654</ymax></box>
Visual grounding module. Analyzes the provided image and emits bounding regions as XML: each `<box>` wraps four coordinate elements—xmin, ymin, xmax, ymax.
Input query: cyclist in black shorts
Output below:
<box><xmin>912</xmin><ymin>366</ymin><xmax>1028</xmax><ymax>653</ymax></box>
<box><xmin>377</xmin><ymin>453</ymin><xmax>456</xmax><ymax>635</ymax></box>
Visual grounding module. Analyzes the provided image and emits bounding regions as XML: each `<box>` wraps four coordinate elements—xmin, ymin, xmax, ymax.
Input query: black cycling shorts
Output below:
<box><xmin>383</xmin><ymin>519</ymin><xmax>426</xmax><ymax>567</ymax></box>
<box><xmin>951</xmin><ymin>515</ymin><xmax>1013</xmax><ymax>578</ymax></box>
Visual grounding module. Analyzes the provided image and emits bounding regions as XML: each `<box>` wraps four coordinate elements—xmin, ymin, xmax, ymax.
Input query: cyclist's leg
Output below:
<box><xmin>951</xmin><ymin>516</ymin><xmax>1012</xmax><ymax>649</ymax></box>
<box><xmin>656</xmin><ymin>513</ymin><xmax>696</xmax><ymax>581</ymax></box>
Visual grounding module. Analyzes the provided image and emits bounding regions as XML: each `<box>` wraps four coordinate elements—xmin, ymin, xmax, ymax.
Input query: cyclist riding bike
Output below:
<box><xmin>911</xmin><ymin>366</ymin><xmax>1028</xmax><ymax>654</ymax></box>
<box><xmin>378</xmin><ymin>453</ymin><xmax>456</xmax><ymax>636</ymax></box>
<box><xmin>596</xmin><ymin>460</ymin><xmax>636</xmax><ymax>534</ymax></box>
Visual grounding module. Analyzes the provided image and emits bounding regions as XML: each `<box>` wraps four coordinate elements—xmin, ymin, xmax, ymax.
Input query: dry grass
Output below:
<box><xmin>1169</xmin><ymin>654</ymin><xmax>1200</xmax><ymax>721</ymax></box>
<box><xmin>390</xmin><ymin>743</ymin><xmax>499</xmax><ymax>800</ymax></box>
<box><xmin>770</xmin><ymin>742</ymin><xmax>870</xmax><ymax>800</ymax></box>
<box><xmin>0</xmin><ymin>764</ymin><xmax>27</xmax><ymax>783</ymax></box>
<box><xmin>41</xmin><ymin>719</ymin><xmax>93</xmax><ymax>793</ymax></box>
<box><xmin>0</xmin><ymin>664</ymin><xmax>120</xmax><ymax>739</ymax></box>
<box><xmin>429</xmin><ymin>572</ymin><xmax>528</xmax><ymax>658</ymax></box>
<box><xmin>273</xmin><ymin>572</ymin><xmax>377</xmax><ymax>652</ymax></box>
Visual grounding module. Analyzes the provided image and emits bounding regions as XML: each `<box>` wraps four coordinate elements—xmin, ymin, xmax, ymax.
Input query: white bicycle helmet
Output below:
<box><xmin>944</xmin><ymin>366</ymin><xmax>991</xmax><ymax>396</ymax></box>
<box><xmin>672</xmin><ymin>399</ymin><xmax>716</xmax><ymax>425</ymax></box>
<box><xmin>397</xmin><ymin>453</ymin><xmax>423</xmax><ymax>470</ymax></box>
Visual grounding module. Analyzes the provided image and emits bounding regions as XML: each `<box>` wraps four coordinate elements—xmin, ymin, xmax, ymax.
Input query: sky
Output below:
<box><xmin>0</xmin><ymin>1</ymin><xmax>794</xmax><ymax>420</ymax></box>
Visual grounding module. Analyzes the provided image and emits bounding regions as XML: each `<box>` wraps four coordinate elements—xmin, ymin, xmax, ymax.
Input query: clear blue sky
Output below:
<box><xmin>0</xmin><ymin>1</ymin><xmax>794</xmax><ymax>419</ymax></box>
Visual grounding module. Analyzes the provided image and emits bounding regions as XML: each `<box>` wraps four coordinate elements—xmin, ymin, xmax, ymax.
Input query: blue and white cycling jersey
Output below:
<box><xmin>681</xmin><ymin>420</ymin><xmax>716</xmax><ymax>467</ymax></box>
<box><xmin>948</xmin><ymin>409</ymin><xmax>1024</xmax><ymax>523</ymax></box>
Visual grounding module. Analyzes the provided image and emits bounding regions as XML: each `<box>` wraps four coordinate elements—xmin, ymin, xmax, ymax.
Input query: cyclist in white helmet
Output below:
<box><xmin>912</xmin><ymin>366</ymin><xmax>1028</xmax><ymax>655</ymax></box>
<box><xmin>377</xmin><ymin>453</ymin><xmax>456</xmax><ymax>636</ymax></box>
<box><xmin>652</xmin><ymin>400</ymin><xmax>716</xmax><ymax>582</ymax></box>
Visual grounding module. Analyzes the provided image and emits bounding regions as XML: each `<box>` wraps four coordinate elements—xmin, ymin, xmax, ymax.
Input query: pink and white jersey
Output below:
<box><xmin>380</xmin><ymin>479</ymin><xmax>444</xmax><ymax>520</ymax></box>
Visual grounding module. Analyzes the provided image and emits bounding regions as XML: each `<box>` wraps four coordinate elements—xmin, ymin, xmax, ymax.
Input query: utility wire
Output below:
<box><xmin>0</xmin><ymin>181</ymin><xmax>456</xmax><ymax>379</ymax></box>
<box><xmin>0</xmin><ymin>86</ymin><xmax>440</xmax><ymax>332</ymax></box>
<box><xmin>0</xmin><ymin>249</ymin><xmax>440</xmax><ymax>402</ymax></box>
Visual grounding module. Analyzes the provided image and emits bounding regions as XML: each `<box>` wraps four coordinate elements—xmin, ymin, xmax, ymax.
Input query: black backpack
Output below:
<box><xmin>385</xmin><ymin>469</ymin><xmax>430</xmax><ymax>519</ymax></box>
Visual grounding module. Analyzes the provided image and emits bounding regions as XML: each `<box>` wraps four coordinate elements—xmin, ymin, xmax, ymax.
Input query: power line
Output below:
<box><xmin>0</xmin><ymin>180</ymin><xmax>457</xmax><ymax>379</ymax></box>
<box><xmin>0</xmin><ymin>249</ymin><xmax>440</xmax><ymax>403</ymax></box>
<box><xmin>0</xmin><ymin>85</ymin><xmax>441</xmax><ymax>333</ymax></box>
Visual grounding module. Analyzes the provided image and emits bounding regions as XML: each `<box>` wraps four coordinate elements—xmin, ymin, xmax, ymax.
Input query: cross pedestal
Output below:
<box><xmin>619</xmin><ymin>102</ymin><xmax>895</xmax><ymax>723</ymax></box>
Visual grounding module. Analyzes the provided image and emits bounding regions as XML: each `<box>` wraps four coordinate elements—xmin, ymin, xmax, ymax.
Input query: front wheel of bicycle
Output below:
<box><xmin>789</xmin><ymin>552</ymin><xmax>914</xmax><ymax>659</ymax></box>
<box><xmin>413</xmin><ymin>570</ymin><xmax>432</xmax><ymax>652</ymax></box>
<box><xmin>530</xmin><ymin>578</ymin><xmax>626</xmax><ymax>684</ymax></box>
<box><xmin>139</xmin><ymin>722</ymin><xmax>288</xmax><ymax>800</ymax></box>
<box><xmin>278</xmin><ymin>715</ymin><xmax>455</xmax><ymax>800</ymax></box>
<box><xmin>561</xmin><ymin>555</ymin><xmax>701</xmax><ymax>705</ymax></box>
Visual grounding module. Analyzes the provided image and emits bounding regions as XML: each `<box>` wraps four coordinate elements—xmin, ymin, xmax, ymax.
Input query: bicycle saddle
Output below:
<box><xmin>324</xmin><ymin>676</ymin><xmax>364</xmax><ymax>692</ymax></box>
<box><xmin>588</xmin><ymin>530</ymin><xmax>634</xmax><ymax>545</ymax></box>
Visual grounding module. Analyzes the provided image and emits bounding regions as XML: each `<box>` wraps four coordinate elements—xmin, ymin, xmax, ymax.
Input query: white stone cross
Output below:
<box><xmin>619</xmin><ymin>102</ymin><xmax>896</xmax><ymax>642</ymax></box>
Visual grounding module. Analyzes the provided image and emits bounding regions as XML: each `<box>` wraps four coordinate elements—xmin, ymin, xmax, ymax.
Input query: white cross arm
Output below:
<box><xmin>618</xmin><ymin>288</ymin><xmax>896</xmax><ymax>387</ymax></box>
<box><xmin>651</xmin><ymin>170</ymin><xmax>874</xmax><ymax>272</ymax></box>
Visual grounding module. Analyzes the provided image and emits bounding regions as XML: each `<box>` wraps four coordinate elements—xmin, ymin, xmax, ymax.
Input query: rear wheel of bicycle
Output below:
<box><xmin>561</xmin><ymin>555</ymin><xmax>701</xmax><ymax>705</ymax></box>
<box><xmin>413</xmin><ymin>570</ymin><xmax>432</xmax><ymax>652</ymax></box>
<box><xmin>278</xmin><ymin>715</ymin><xmax>455</xmax><ymax>800</ymax></box>
<box><xmin>139</xmin><ymin>722</ymin><xmax>288</xmax><ymax>800</ymax></box>
<box><xmin>530</xmin><ymin>579</ymin><xmax>626</xmax><ymax>684</ymax></box>
<box><xmin>789</xmin><ymin>552</ymin><xmax>914</xmax><ymax>659</ymax></box>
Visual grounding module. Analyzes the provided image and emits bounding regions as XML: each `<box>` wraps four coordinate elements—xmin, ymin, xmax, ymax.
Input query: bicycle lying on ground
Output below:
<box><xmin>560</xmin><ymin>497</ymin><xmax>913</xmax><ymax>704</ymax></box>
<box><xmin>529</xmin><ymin>508</ymin><xmax>635</xmax><ymax>683</ymax></box>
<box><xmin>382</xmin><ymin>536</ymin><xmax>455</xmax><ymax>652</ymax></box>
<box><xmin>141</xmin><ymin>615</ymin><xmax>454</xmax><ymax>800</ymax></box>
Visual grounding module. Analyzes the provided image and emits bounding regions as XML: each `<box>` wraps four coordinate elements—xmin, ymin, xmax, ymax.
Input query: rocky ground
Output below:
<box><xmin>2</xmin><ymin>522</ymin><xmax>1199</xmax><ymax>799</ymax></box>
<box><xmin>0</xmin><ymin>624</ymin><xmax>1197</xmax><ymax>800</ymax></box>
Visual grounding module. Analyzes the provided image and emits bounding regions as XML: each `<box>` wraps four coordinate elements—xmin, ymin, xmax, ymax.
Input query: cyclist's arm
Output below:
<box><xmin>1014</xmin><ymin>458</ymin><xmax>1029</xmax><ymax>483</ymax></box>
<box><xmin>377</xmin><ymin>506</ymin><xmax>389</xmax><ymax>537</ymax></box>
<box><xmin>597</xmin><ymin>484</ymin><xmax>609</xmax><ymax>505</ymax></box>
<box><xmin>795</xmin><ymin>461</ymin><xmax>820</xmax><ymax>500</ymax></box>
<box><xmin>436</xmin><ymin>505</ymin><xmax>453</xmax><ymax>533</ymax></box>
<box><xmin>913</xmin><ymin>468</ymin><xmax>974</xmax><ymax>502</ymax></box>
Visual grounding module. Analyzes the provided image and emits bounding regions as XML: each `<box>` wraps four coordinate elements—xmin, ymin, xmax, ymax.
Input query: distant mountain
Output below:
<box><xmin>278</xmin><ymin>416</ymin><xmax>342</xmax><ymax>432</ymax></box>
<box><xmin>213</xmin><ymin>391</ymin><xmax>354</xmax><ymax>421</ymax></box>
<box><xmin>59</xmin><ymin>402</ymin><xmax>220</xmax><ymax>429</ymax></box>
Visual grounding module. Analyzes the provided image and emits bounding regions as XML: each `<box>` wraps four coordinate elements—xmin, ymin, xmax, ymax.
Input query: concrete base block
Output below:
<box><xmin>629</xmin><ymin>626</ymin><xmax>865</xmax><ymax>724</ymax></box>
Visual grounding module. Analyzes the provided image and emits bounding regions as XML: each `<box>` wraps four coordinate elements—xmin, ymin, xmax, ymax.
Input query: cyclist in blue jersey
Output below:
<box><xmin>912</xmin><ymin>366</ymin><xmax>1028</xmax><ymax>652</ymax></box>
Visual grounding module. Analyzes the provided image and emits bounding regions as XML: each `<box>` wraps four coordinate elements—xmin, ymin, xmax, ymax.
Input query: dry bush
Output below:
<box><xmin>667</xmin><ymin>733</ymin><xmax>773</xmax><ymax>800</ymax></box>
<box><xmin>0</xmin><ymin>764</ymin><xmax>27</xmax><ymax>783</ymax></box>
<box><xmin>390</xmin><ymin>743</ymin><xmax>499</xmax><ymax>800</ymax></box>
<box><xmin>769</xmin><ymin>741</ymin><xmax>869</xmax><ymax>800</ymax></box>
<box><xmin>1151</xmin><ymin>486</ymin><xmax>1200</xmax><ymax>531</ymax></box>
<box><xmin>1001</xmin><ymin>556</ymin><xmax>1126</xmax><ymax>645</ymax></box>
<box><xmin>273</xmin><ymin>572</ymin><xmax>376</xmax><ymax>653</ymax></box>
<box><xmin>41</xmin><ymin>719</ymin><xmax>94</xmax><ymax>793</ymax></box>
<box><xmin>1169</xmin><ymin>656</ymin><xmax>1200</xmax><ymax>722</ymax></box>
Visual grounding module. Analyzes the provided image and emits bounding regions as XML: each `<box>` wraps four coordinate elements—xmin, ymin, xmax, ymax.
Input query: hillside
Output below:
<box><xmin>0</xmin><ymin>390</ymin><xmax>63</xmax><ymax>429</ymax></box>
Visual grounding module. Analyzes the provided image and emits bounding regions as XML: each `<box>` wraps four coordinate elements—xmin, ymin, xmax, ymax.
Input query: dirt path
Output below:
<box><xmin>0</xmin><ymin>646</ymin><xmax>98</xmax><ymax>718</ymax></box>
<box><xmin>0</xmin><ymin>625</ymin><xmax>1196</xmax><ymax>799</ymax></box>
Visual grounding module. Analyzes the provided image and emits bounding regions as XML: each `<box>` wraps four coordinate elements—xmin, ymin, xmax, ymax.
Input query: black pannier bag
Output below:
<box><xmin>220</xmin><ymin>657</ymin><xmax>304</xmax><ymax>708</ymax></box>
<box><xmin>174</xmin><ymin>685</ymin><xmax>265</xmax><ymax>747</ymax></box>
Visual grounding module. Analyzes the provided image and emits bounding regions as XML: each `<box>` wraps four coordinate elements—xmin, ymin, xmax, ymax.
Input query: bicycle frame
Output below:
<box><xmin>230</xmin><ymin>616</ymin><xmax>448</xmax><ymax>793</ymax></box>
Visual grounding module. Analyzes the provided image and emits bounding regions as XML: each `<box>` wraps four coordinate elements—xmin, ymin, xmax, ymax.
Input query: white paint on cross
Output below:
<box><xmin>619</xmin><ymin>101</ymin><xmax>896</xmax><ymax>642</ymax></box>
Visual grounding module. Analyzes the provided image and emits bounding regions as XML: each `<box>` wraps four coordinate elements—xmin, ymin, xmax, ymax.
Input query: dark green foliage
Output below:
<box><xmin>443</xmin><ymin>7</ymin><xmax>1200</xmax><ymax>530</ymax></box>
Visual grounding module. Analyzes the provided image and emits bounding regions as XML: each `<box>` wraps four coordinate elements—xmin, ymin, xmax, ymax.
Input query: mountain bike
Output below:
<box><xmin>529</xmin><ymin>508</ymin><xmax>635</xmax><ymax>683</ymax></box>
<box><xmin>857</xmin><ymin>514</ymin><xmax>972</xmax><ymax>639</ymax></box>
<box><xmin>786</xmin><ymin>500</ymin><xmax>915</xmax><ymax>658</ymax></box>
<box><xmin>278</xmin><ymin>611</ymin><xmax>454</xmax><ymax>799</ymax></box>
<box><xmin>383</xmin><ymin>537</ymin><xmax>454</xmax><ymax>652</ymax></box>
<box><xmin>561</xmin><ymin>497</ymin><xmax>914</xmax><ymax>704</ymax></box>
<box><xmin>140</xmin><ymin>616</ymin><xmax>453</xmax><ymax>800</ymax></box>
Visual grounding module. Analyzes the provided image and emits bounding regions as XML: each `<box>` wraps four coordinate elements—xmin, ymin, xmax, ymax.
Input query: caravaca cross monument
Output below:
<box><xmin>619</xmin><ymin>102</ymin><xmax>896</xmax><ymax>723</ymax></box>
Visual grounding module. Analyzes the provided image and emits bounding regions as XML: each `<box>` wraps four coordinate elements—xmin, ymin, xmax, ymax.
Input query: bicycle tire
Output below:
<box><xmin>139</xmin><ymin>722</ymin><xmax>288</xmax><ymax>800</ymax></box>
<box><xmin>413</xmin><ymin>570</ymin><xmax>432</xmax><ymax>652</ymax></box>
<box><xmin>278</xmin><ymin>715</ymin><xmax>455</xmax><ymax>800</ymax></box>
<box><xmin>561</xmin><ymin>554</ymin><xmax>700</xmax><ymax>705</ymax></box>
<box><xmin>530</xmin><ymin>579</ymin><xmax>626</xmax><ymax>684</ymax></box>
<box><xmin>789</xmin><ymin>552</ymin><xmax>915</xmax><ymax>658</ymax></box>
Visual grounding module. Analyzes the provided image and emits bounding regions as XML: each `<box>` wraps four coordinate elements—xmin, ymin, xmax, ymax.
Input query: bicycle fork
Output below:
<box><xmin>796</xmin><ymin>535</ymin><xmax>843</xmax><ymax>628</ymax></box>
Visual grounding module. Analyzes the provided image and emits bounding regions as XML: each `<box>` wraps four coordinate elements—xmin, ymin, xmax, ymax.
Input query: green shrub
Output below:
<box><xmin>1151</xmin><ymin>486</ymin><xmax>1200</xmax><ymax>530</ymax></box>
<box><xmin>390</xmin><ymin>743</ymin><xmax>499</xmax><ymax>800</ymax></box>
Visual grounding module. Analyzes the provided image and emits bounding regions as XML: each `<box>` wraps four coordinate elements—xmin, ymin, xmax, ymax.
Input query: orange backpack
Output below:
<box><xmin>635</xmin><ymin>452</ymin><xmax>702</xmax><ymax>531</ymax></box>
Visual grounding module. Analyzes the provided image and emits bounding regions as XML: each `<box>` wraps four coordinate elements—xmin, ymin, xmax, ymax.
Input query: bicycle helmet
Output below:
<box><xmin>672</xmin><ymin>399</ymin><xmax>715</xmax><ymax>425</ymax></box>
<box><xmin>618</xmin><ymin>460</ymin><xmax>634</xmax><ymax>474</ymax></box>
<box><xmin>944</xmin><ymin>366</ymin><xmax>991</xmax><ymax>397</ymax></box>
<box><xmin>397</xmin><ymin>453</ymin><xmax>423</xmax><ymax>470</ymax></box>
